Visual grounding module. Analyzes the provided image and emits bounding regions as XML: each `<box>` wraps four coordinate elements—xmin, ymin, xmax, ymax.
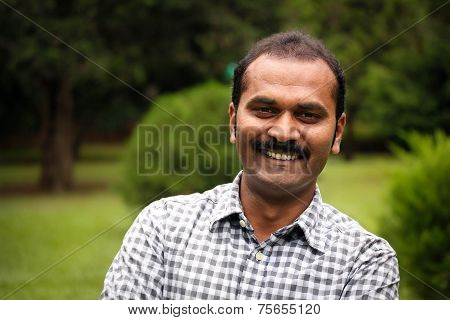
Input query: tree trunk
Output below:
<box><xmin>38</xmin><ymin>77</ymin><xmax>74</xmax><ymax>192</ymax></box>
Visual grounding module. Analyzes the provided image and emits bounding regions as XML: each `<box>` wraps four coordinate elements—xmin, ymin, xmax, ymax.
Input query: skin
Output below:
<box><xmin>229</xmin><ymin>55</ymin><xmax>346</xmax><ymax>243</ymax></box>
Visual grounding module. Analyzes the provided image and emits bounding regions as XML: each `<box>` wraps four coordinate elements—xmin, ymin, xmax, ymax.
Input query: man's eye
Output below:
<box><xmin>296</xmin><ymin>112</ymin><xmax>319</xmax><ymax>119</ymax></box>
<box><xmin>254</xmin><ymin>107</ymin><xmax>277</xmax><ymax>117</ymax></box>
<box><xmin>258</xmin><ymin>107</ymin><xmax>275</xmax><ymax>113</ymax></box>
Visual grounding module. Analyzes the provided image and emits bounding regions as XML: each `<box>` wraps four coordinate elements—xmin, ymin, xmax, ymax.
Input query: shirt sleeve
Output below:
<box><xmin>100</xmin><ymin>203</ymin><xmax>165</xmax><ymax>299</ymax></box>
<box><xmin>340</xmin><ymin>239</ymin><xmax>400</xmax><ymax>300</ymax></box>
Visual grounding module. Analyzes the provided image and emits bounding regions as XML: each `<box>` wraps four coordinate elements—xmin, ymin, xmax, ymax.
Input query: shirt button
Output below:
<box><xmin>239</xmin><ymin>220</ymin><xmax>246</xmax><ymax>228</ymax></box>
<box><xmin>255</xmin><ymin>251</ymin><xmax>265</xmax><ymax>261</ymax></box>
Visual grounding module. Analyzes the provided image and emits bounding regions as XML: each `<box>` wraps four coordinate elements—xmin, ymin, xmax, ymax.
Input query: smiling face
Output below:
<box><xmin>229</xmin><ymin>55</ymin><xmax>346</xmax><ymax>195</ymax></box>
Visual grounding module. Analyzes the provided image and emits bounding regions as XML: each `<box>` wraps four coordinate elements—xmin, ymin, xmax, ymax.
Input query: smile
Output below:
<box><xmin>264</xmin><ymin>151</ymin><xmax>299</xmax><ymax>161</ymax></box>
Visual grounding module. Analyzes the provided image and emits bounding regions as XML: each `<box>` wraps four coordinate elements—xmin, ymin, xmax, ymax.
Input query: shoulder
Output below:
<box><xmin>150</xmin><ymin>181</ymin><xmax>231</xmax><ymax>213</ymax></box>
<box><xmin>320</xmin><ymin>204</ymin><xmax>400</xmax><ymax>298</ymax></box>
<box><xmin>321</xmin><ymin>202</ymin><xmax>396</xmax><ymax>256</ymax></box>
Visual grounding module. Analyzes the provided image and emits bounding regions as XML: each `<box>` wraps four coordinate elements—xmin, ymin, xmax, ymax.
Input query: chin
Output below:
<box><xmin>246</xmin><ymin>166</ymin><xmax>315</xmax><ymax>193</ymax></box>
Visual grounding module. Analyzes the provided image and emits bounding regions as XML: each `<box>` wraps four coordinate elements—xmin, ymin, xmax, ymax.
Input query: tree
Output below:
<box><xmin>0</xmin><ymin>1</ymin><xmax>135</xmax><ymax>191</ymax></box>
<box><xmin>0</xmin><ymin>0</ymin><xmax>282</xmax><ymax>191</ymax></box>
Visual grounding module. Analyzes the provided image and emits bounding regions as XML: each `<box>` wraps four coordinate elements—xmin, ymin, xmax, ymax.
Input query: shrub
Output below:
<box><xmin>119</xmin><ymin>81</ymin><xmax>240</xmax><ymax>206</ymax></box>
<box><xmin>383</xmin><ymin>131</ymin><xmax>450</xmax><ymax>299</ymax></box>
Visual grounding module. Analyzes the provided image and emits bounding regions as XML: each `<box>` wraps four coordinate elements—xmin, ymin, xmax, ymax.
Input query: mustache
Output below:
<box><xmin>252</xmin><ymin>138</ymin><xmax>311</xmax><ymax>160</ymax></box>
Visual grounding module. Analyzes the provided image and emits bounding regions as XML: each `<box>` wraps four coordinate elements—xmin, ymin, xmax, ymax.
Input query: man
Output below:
<box><xmin>101</xmin><ymin>31</ymin><xmax>399</xmax><ymax>299</ymax></box>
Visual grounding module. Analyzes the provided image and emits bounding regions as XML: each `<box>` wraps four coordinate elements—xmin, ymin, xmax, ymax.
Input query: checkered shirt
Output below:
<box><xmin>101</xmin><ymin>172</ymin><xmax>399</xmax><ymax>300</ymax></box>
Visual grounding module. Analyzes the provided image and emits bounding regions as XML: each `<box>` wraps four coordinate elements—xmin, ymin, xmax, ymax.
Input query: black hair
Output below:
<box><xmin>232</xmin><ymin>31</ymin><xmax>346</xmax><ymax>119</ymax></box>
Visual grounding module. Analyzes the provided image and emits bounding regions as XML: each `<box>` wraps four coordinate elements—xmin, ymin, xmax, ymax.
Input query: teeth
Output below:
<box><xmin>265</xmin><ymin>151</ymin><xmax>298</xmax><ymax>161</ymax></box>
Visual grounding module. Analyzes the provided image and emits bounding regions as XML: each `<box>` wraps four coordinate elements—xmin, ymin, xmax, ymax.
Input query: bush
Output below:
<box><xmin>383</xmin><ymin>131</ymin><xmax>450</xmax><ymax>299</ymax></box>
<box><xmin>119</xmin><ymin>81</ymin><xmax>240</xmax><ymax>205</ymax></box>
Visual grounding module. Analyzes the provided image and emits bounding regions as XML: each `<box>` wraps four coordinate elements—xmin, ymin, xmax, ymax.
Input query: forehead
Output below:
<box><xmin>242</xmin><ymin>55</ymin><xmax>337</xmax><ymax>106</ymax></box>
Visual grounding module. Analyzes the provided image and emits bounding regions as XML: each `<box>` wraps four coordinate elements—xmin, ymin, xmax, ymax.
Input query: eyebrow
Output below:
<box><xmin>246</xmin><ymin>95</ymin><xmax>328</xmax><ymax>114</ymax></box>
<box><xmin>246</xmin><ymin>96</ymin><xmax>276</xmax><ymax>106</ymax></box>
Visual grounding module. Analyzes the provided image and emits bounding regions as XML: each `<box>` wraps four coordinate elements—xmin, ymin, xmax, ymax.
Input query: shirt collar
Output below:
<box><xmin>208</xmin><ymin>171</ymin><xmax>244</xmax><ymax>227</ymax></box>
<box><xmin>292</xmin><ymin>187</ymin><xmax>328</xmax><ymax>253</ymax></box>
<box><xmin>209</xmin><ymin>171</ymin><xmax>328</xmax><ymax>253</ymax></box>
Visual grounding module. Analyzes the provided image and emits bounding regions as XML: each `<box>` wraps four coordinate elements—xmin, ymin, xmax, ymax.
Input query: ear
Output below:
<box><xmin>229</xmin><ymin>102</ymin><xmax>236</xmax><ymax>144</ymax></box>
<box><xmin>331</xmin><ymin>113</ymin><xmax>346</xmax><ymax>155</ymax></box>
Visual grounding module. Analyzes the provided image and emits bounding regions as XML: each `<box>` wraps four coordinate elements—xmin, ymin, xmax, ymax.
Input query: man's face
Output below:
<box><xmin>229</xmin><ymin>55</ymin><xmax>346</xmax><ymax>194</ymax></box>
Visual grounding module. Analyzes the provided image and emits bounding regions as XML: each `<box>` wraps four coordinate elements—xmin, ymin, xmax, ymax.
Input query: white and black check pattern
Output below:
<box><xmin>101</xmin><ymin>172</ymin><xmax>399</xmax><ymax>299</ymax></box>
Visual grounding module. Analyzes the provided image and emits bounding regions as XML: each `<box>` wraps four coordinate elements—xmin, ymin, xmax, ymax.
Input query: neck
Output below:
<box><xmin>239</xmin><ymin>173</ymin><xmax>316</xmax><ymax>243</ymax></box>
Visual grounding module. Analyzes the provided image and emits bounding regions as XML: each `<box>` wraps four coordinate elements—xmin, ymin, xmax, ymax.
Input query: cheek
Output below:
<box><xmin>305</xmin><ymin>125</ymin><xmax>336</xmax><ymax>152</ymax></box>
<box><xmin>304</xmin><ymin>127</ymin><xmax>335</xmax><ymax>176</ymax></box>
<box><xmin>237</xmin><ymin>117</ymin><xmax>267</xmax><ymax>144</ymax></box>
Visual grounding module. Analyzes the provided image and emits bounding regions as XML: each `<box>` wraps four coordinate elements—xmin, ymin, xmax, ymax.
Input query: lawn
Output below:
<box><xmin>0</xmin><ymin>147</ymin><xmax>414</xmax><ymax>299</ymax></box>
<box><xmin>0</xmin><ymin>191</ymin><xmax>132</xmax><ymax>299</ymax></box>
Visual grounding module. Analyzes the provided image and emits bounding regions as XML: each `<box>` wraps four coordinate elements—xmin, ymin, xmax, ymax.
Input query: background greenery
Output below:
<box><xmin>120</xmin><ymin>82</ymin><xmax>240</xmax><ymax>205</ymax></box>
<box><xmin>0</xmin><ymin>0</ymin><xmax>448</xmax><ymax>299</ymax></box>
<box><xmin>382</xmin><ymin>132</ymin><xmax>450</xmax><ymax>299</ymax></box>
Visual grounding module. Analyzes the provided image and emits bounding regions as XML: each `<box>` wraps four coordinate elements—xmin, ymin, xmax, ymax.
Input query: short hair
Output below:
<box><xmin>232</xmin><ymin>31</ymin><xmax>346</xmax><ymax>119</ymax></box>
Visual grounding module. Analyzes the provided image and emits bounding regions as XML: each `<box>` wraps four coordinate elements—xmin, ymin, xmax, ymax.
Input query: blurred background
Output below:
<box><xmin>0</xmin><ymin>0</ymin><xmax>448</xmax><ymax>299</ymax></box>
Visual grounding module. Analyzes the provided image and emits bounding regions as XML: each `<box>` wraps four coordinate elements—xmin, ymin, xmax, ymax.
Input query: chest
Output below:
<box><xmin>162</xmin><ymin>223</ymin><xmax>350</xmax><ymax>299</ymax></box>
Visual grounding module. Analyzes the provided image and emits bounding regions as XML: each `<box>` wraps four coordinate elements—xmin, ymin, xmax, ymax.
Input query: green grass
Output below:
<box><xmin>0</xmin><ymin>143</ymin><xmax>124</xmax><ymax>187</ymax></box>
<box><xmin>0</xmin><ymin>150</ymin><xmax>415</xmax><ymax>299</ymax></box>
<box><xmin>0</xmin><ymin>162</ymin><xmax>121</xmax><ymax>187</ymax></box>
<box><xmin>0</xmin><ymin>192</ymin><xmax>135</xmax><ymax>299</ymax></box>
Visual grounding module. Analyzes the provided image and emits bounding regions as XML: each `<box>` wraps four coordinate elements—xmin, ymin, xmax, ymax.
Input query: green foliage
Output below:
<box><xmin>358</xmin><ymin>38</ymin><xmax>450</xmax><ymax>139</ymax></box>
<box><xmin>120</xmin><ymin>81</ymin><xmax>240</xmax><ymax>205</ymax></box>
<box><xmin>1</xmin><ymin>0</ymin><xmax>283</xmax><ymax>137</ymax></box>
<box><xmin>382</xmin><ymin>131</ymin><xmax>450</xmax><ymax>299</ymax></box>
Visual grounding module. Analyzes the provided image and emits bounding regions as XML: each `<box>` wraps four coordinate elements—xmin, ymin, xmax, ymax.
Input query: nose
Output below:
<box><xmin>267</xmin><ymin>112</ymin><xmax>301</xmax><ymax>142</ymax></box>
